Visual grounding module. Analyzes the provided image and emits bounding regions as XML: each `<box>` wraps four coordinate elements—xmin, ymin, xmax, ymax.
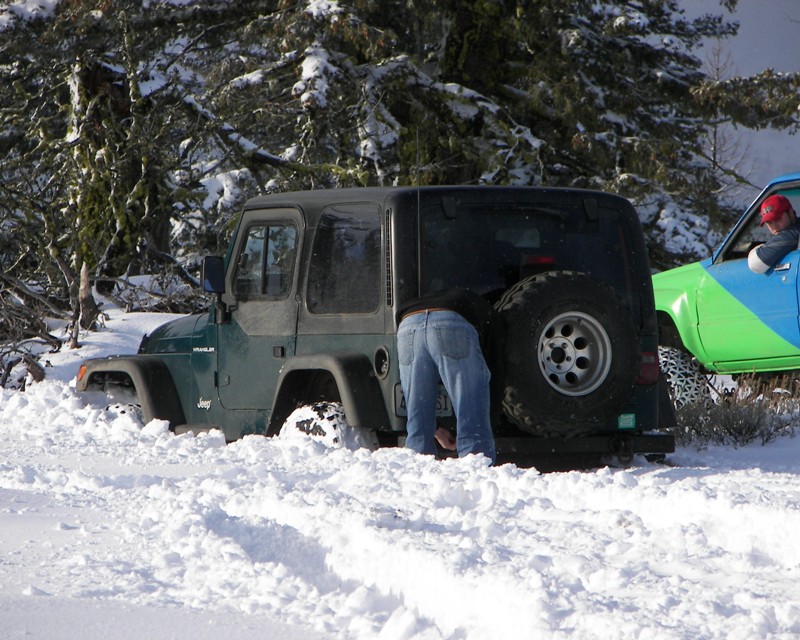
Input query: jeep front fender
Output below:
<box><xmin>77</xmin><ymin>356</ymin><xmax>186</xmax><ymax>427</ymax></box>
<box><xmin>269</xmin><ymin>352</ymin><xmax>390</xmax><ymax>434</ymax></box>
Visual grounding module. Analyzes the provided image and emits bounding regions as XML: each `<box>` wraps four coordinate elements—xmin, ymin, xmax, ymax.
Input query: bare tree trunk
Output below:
<box><xmin>69</xmin><ymin>302</ymin><xmax>80</xmax><ymax>350</ymax></box>
<box><xmin>79</xmin><ymin>262</ymin><xmax>100</xmax><ymax>330</ymax></box>
<box><xmin>69</xmin><ymin>262</ymin><xmax>100</xmax><ymax>349</ymax></box>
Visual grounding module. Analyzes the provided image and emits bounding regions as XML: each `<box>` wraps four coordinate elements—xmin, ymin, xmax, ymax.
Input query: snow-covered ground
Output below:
<box><xmin>2</xmin><ymin>307</ymin><xmax>800</xmax><ymax>639</ymax></box>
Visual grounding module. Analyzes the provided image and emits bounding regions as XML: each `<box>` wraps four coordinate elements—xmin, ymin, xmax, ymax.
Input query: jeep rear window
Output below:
<box><xmin>307</xmin><ymin>203</ymin><xmax>381</xmax><ymax>315</ymax></box>
<box><xmin>419</xmin><ymin>201</ymin><xmax>636</xmax><ymax>308</ymax></box>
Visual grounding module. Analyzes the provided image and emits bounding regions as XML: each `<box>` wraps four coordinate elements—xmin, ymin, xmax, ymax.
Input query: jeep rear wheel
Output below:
<box><xmin>279</xmin><ymin>401</ymin><xmax>379</xmax><ymax>451</ymax></box>
<box><xmin>495</xmin><ymin>271</ymin><xmax>639</xmax><ymax>436</ymax></box>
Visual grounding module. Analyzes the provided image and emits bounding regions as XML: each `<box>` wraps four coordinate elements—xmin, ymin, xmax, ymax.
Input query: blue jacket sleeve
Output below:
<box><xmin>754</xmin><ymin>226</ymin><xmax>800</xmax><ymax>269</ymax></box>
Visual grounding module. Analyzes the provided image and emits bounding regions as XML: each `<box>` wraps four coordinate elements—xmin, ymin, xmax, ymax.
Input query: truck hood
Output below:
<box><xmin>652</xmin><ymin>259</ymin><xmax>711</xmax><ymax>307</ymax></box>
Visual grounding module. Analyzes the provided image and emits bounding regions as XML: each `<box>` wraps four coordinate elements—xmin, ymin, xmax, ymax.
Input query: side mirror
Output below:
<box><xmin>201</xmin><ymin>256</ymin><xmax>225</xmax><ymax>294</ymax></box>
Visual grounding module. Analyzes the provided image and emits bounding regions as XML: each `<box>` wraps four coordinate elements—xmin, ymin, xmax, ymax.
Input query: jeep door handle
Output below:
<box><xmin>775</xmin><ymin>262</ymin><xmax>791</xmax><ymax>272</ymax></box>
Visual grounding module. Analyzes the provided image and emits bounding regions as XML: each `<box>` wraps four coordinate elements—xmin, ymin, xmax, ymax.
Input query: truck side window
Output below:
<box><xmin>307</xmin><ymin>204</ymin><xmax>381</xmax><ymax>314</ymax></box>
<box><xmin>233</xmin><ymin>224</ymin><xmax>297</xmax><ymax>300</ymax></box>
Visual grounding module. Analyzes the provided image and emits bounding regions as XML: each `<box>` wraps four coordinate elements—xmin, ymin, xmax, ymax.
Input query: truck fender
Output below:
<box><xmin>76</xmin><ymin>356</ymin><xmax>186</xmax><ymax>427</ymax></box>
<box><xmin>268</xmin><ymin>352</ymin><xmax>390</xmax><ymax>435</ymax></box>
<box><xmin>655</xmin><ymin>288</ymin><xmax>706</xmax><ymax>361</ymax></box>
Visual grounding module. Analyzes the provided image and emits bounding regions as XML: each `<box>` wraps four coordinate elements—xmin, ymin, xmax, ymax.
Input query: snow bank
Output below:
<box><xmin>2</xmin><ymin>308</ymin><xmax>800</xmax><ymax>639</ymax></box>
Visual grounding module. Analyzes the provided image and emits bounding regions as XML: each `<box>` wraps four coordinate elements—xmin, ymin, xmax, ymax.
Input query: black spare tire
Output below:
<box><xmin>494</xmin><ymin>271</ymin><xmax>639</xmax><ymax>436</ymax></box>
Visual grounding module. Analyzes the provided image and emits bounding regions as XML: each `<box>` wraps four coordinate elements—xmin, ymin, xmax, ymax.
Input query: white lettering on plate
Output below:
<box><xmin>197</xmin><ymin>397</ymin><xmax>212</xmax><ymax>411</ymax></box>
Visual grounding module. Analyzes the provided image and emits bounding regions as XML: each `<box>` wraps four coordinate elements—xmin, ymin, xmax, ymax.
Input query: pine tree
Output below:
<box><xmin>1</xmin><ymin>0</ymin><xmax>798</xmax><ymax>352</ymax></box>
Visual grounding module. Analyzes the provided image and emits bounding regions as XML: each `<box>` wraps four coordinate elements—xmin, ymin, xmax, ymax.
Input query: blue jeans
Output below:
<box><xmin>398</xmin><ymin>310</ymin><xmax>496</xmax><ymax>463</ymax></box>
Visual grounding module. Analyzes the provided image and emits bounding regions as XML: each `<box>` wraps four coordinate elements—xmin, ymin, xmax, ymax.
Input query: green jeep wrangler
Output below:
<box><xmin>77</xmin><ymin>186</ymin><xmax>674</xmax><ymax>465</ymax></box>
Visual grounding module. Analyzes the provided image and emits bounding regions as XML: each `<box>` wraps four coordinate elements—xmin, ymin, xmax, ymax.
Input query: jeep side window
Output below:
<box><xmin>233</xmin><ymin>224</ymin><xmax>297</xmax><ymax>300</ymax></box>
<box><xmin>307</xmin><ymin>204</ymin><xmax>381</xmax><ymax>314</ymax></box>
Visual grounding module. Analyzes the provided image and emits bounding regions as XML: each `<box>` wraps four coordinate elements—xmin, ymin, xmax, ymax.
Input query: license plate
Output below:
<box><xmin>395</xmin><ymin>384</ymin><xmax>453</xmax><ymax>417</ymax></box>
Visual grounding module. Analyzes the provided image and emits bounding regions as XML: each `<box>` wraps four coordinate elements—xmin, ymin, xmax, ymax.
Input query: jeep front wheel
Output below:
<box><xmin>495</xmin><ymin>272</ymin><xmax>639</xmax><ymax>436</ymax></box>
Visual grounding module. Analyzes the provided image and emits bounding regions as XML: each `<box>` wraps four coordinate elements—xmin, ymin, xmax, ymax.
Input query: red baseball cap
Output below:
<box><xmin>760</xmin><ymin>194</ymin><xmax>793</xmax><ymax>226</ymax></box>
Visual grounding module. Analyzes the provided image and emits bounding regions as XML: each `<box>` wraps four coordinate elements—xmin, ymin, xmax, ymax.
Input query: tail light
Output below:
<box><xmin>524</xmin><ymin>255</ymin><xmax>557</xmax><ymax>266</ymax></box>
<box><xmin>637</xmin><ymin>351</ymin><xmax>660</xmax><ymax>385</ymax></box>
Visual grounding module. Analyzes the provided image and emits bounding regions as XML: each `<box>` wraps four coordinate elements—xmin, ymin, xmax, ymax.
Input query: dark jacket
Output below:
<box><xmin>397</xmin><ymin>288</ymin><xmax>493</xmax><ymax>340</ymax></box>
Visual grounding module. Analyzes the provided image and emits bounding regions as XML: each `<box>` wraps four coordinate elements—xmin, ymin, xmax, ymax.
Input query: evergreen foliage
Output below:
<box><xmin>0</xmin><ymin>0</ymin><xmax>798</xmax><ymax>349</ymax></box>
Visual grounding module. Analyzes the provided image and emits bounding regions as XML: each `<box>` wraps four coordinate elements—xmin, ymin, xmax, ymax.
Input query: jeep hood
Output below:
<box><xmin>139</xmin><ymin>313</ymin><xmax>207</xmax><ymax>355</ymax></box>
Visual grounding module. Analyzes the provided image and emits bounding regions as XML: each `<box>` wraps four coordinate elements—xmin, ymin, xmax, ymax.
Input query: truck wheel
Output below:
<box><xmin>657</xmin><ymin>346</ymin><xmax>711</xmax><ymax>409</ymax></box>
<box><xmin>279</xmin><ymin>401</ymin><xmax>379</xmax><ymax>451</ymax></box>
<box><xmin>495</xmin><ymin>271</ymin><xmax>639</xmax><ymax>436</ymax></box>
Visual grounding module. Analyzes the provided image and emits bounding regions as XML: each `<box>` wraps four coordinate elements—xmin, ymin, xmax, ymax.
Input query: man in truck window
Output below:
<box><xmin>748</xmin><ymin>195</ymin><xmax>800</xmax><ymax>274</ymax></box>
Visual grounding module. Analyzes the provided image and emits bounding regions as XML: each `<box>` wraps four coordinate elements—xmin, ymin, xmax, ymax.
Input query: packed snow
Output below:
<box><xmin>3</xmin><ymin>305</ymin><xmax>800</xmax><ymax>639</ymax></box>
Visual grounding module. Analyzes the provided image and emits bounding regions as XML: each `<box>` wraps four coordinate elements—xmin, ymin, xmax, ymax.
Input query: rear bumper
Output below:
<box><xmin>494</xmin><ymin>431</ymin><xmax>675</xmax><ymax>468</ymax></box>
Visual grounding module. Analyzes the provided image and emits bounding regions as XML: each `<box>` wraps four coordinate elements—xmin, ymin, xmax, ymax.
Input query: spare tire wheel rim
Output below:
<box><xmin>537</xmin><ymin>311</ymin><xmax>612</xmax><ymax>396</ymax></box>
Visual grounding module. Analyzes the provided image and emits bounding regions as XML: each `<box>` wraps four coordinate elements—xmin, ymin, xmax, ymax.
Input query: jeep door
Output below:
<box><xmin>216</xmin><ymin>207</ymin><xmax>302</xmax><ymax>410</ymax></box>
<box><xmin>295</xmin><ymin>201</ymin><xmax>390</xmax><ymax>420</ymax></box>
<box><xmin>696</xmin><ymin>189</ymin><xmax>800</xmax><ymax>367</ymax></box>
